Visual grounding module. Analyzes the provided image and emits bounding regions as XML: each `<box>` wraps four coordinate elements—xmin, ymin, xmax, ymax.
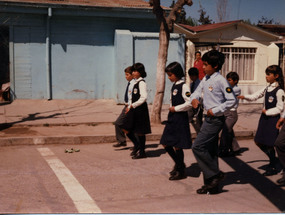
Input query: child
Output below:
<box><xmin>219</xmin><ymin>72</ymin><xmax>241</xmax><ymax>157</ymax></box>
<box><xmin>113</xmin><ymin>66</ymin><xmax>136</xmax><ymax>148</ymax></box>
<box><xmin>188</xmin><ymin>67</ymin><xmax>203</xmax><ymax>134</ymax></box>
<box><xmin>275</xmin><ymin>111</ymin><xmax>285</xmax><ymax>186</ymax></box>
<box><xmin>160</xmin><ymin>62</ymin><xmax>192</xmax><ymax>180</ymax></box>
<box><xmin>189</xmin><ymin>50</ymin><xmax>237</xmax><ymax>194</ymax></box>
<box><xmin>120</xmin><ymin>62</ymin><xmax>151</xmax><ymax>159</ymax></box>
<box><xmin>238</xmin><ymin>65</ymin><xmax>284</xmax><ymax>176</ymax></box>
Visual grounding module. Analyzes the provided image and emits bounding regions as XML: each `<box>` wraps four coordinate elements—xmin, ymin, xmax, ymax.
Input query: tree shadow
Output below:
<box><xmin>221</xmin><ymin>156</ymin><xmax>285</xmax><ymax>212</ymax></box>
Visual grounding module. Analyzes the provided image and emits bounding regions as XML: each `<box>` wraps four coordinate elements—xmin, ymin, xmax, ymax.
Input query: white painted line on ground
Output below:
<box><xmin>37</xmin><ymin>147</ymin><xmax>101</xmax><ymax>213</ymax></box>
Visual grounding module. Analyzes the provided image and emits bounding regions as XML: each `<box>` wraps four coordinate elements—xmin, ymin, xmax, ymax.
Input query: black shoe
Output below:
<box><xmin>276</xmin><ymin>177</ymin><xmax>285</xmax><ymax>185</ymax></box>
<box><xmin>196</xmin><ymin>185</ymin><xmax>219</xmax><ymax>194</ymax></box>
<box><xmin>132</xmin><ymin>152</ymin><xmax>147</xmax><ymax>159</ymax></box>
<box><xmin>169</xmin><ymin>165</ymin><xmax>177</xmax><ymax>176</ymax></box>
<box><xmin>130</xmin><ymin>148</ymin><xmax>139</xmax><ymax>156</ymax></box>
<box><xmin>113</xmin><ymin>142</ymin><xmax>127</xmax><ymax>147</ymax></box>
<box><xmin>262</xmin><ymin>167</ymin><xmax>278</xmax><ymax>176</ymax></box>
<box><xmin>207</xmin><ymin>171</ymin><xmax>225</xmax><ymax>189</ymax></box>
<box><xmin>169</xmin><ymin>171</ymin><xmax>186</xmax><ymax>180</ymax></box>
<box><xmin>169</xmin><ymin>163</ymin><xmax>186</xmax><ymax>176</ymax></box>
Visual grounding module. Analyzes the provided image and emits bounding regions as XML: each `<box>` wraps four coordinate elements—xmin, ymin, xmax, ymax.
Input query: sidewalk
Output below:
<box><xmin>0</xmin><ymin>99</ymin><xmax>262</xmax><ymax>146</ymax></box>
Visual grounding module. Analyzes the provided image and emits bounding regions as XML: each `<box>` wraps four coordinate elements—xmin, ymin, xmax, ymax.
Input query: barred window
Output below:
<box><xmin>221</xmin><ymin>47</ymin><xmax>256</xmax><ymax>80</ymax></box>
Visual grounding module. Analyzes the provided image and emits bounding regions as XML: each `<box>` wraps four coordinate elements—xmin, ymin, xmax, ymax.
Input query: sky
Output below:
<box><xmin>161</xmin><ymin>0</ymin><xmax>285</xmax><ymax>25</ymax></box>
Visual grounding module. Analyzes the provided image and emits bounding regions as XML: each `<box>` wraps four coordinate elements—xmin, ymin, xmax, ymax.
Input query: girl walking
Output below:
<box><xmin>239</xmin><ymin>65</ymin><xmax>284</xmax><ymax>176</ymax></box>
<box><xmin>121</xmin><ymin>63</ymin><xmax>151</xmax><ymax>159</ymax></box>
<box><xmin>160</xmin><ymin>62</ymin><xmax>192</xmax><ymax>180</ymax></box>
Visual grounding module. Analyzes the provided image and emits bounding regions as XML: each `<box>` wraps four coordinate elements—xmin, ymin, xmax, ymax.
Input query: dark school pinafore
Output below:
<box><xmin>255</xmin><ymin>86</ymin><xmax>281</xmax><ymax>146</ymax></box>
<box><xmin>160</xmin><ymin>82</ymin><xmax>192</xmax><ymax>149</ymax></box>
<box><xmin>121</xmin><ymin>80</ymin><xmax>151</xmax><ymax>134</ymax></box>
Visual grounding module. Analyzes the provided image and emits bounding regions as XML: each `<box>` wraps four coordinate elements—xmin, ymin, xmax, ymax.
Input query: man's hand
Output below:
<box><xmin>191</xmin><ymin>99</ymin><xmax>200</xmax><ymax>109</ymax></box>
<box><xmin>276</xmin><ymin>118</ymin><xmax>285</xmax><ymax>129</ymax></box>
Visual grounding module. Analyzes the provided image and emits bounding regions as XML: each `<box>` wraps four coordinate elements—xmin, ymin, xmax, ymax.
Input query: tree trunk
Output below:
<box><xmin>150</xmin><ymin>0</ymin><xmax>193</xmax><ymax>124</ymax></box>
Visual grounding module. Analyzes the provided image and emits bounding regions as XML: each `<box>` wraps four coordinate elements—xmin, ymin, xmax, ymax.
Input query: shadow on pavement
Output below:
<box><xmin>221</xmin><ymin>156</ymin><xmax>285</xmax><ymax>212</ymax></box>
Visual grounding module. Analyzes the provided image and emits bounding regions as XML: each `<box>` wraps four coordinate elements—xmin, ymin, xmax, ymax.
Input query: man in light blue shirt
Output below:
<box><xmin>189</xmin><ymin>50</ymin><xmax>237</xmax><ymax>194</ymax></box>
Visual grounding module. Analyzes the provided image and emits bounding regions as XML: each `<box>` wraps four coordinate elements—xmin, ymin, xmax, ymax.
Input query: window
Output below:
<box><xmin>221</xmin><ymin>47</ymin><xmax>256</xmax><ymax>81</ymax></box>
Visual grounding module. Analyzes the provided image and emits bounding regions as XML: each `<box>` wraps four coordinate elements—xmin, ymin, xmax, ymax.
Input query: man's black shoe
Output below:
<box><xmin>262</xmin><ymin>167</ymin><xmax>278</xmax><ymax>176</ymax></box>
<box><xmin>113</xmin><ymin>142</ymin><xmax>127</xmax><ymax>147</ymax></box>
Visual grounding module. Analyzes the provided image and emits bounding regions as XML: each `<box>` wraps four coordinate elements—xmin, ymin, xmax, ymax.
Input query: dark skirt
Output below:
<box><xmin>120</xmin><ymin>102</ymin><xmax>151</xmax><ymax>134</ymax></box>
<box><xmin>160</xmin><ymin>111</ymin><xmax>192</xmax><ymax>149</ymax></box>
<box><xmin>254</xmin><ymin>114</ymin><xmax>280</xmax><ymax>146</ymax></box>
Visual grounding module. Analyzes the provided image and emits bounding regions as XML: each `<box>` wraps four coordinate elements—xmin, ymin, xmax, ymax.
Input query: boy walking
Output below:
<box><xmin>189</xmin><ymin>50</ymin><xmax>237</xmax><ymax>194</ymax></box>
<box><xmin>113</xmin><ymin>66</ymin><xmax>136</xmax><ymax>147</ymax></box>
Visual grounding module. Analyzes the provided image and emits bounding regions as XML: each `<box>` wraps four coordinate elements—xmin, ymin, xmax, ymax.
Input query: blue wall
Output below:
<box><xmin>1</xmin><ymin>6</ymin><xmax>185</xmax><ymax>104</ymax></box>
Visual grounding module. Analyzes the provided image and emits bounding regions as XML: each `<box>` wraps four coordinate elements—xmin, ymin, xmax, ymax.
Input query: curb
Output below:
<box><xmin>0</xmin><ymin>130</ymin><xmax>255</xmax><ymax>147</ymax></box>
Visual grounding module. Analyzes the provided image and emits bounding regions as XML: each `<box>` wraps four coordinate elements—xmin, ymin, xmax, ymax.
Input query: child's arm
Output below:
<box><xmin>238</xmin><ymin>87</ymin><xmax>266</xmax><ymax>101</ymax></box>
<box><xmin>189</xmin><ymin>79</ymin><xmax>203</xmax><ymax>108</ymax></box>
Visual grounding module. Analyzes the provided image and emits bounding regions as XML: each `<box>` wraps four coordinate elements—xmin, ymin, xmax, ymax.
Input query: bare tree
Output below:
<box><xmin>149</xmin><ymin>0</ymin><xmax>193</xmax><ymax>124</ymax></box>
<box><xmin>216</xmin><ymin>0</ymin><xmax>228</xmax><ymax>23</ymax></box>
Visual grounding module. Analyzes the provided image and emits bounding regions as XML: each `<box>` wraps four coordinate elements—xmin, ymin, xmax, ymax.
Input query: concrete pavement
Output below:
<box><xmin>0</xmin><ymin>99</ymin><xmax>263</xmax><ymax>146</ymax></box>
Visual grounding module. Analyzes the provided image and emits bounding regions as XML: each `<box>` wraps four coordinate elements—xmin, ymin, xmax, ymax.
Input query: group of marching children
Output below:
<box><xmin>113</xmin><ymin>49</ymin><xmax>285</xmax><ymax>194</ymax></box>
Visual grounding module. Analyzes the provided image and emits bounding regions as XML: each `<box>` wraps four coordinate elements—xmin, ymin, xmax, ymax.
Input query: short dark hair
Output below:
<box><xmin>188</xmin><ymin>67</ymin><xmax>199</xmax><ymax>77</ymax></box>
<box><xmin>195</xmin><ymin>51</ymin><xmax>201</xmax><ymax>55</ymax></box>
<box><xmin>124</xmin><ymin>66</ymin><xmax>132</xmax><ymax>75</ymax></box>
<box><xmin>226</xmin><ymin>72</ymin><xmax>239</xmax><ymax>83</ymax></box>
<box><xmin>202</xmin><ymin>50</ymin><xmax>225</xmax><ymax>71</ymax></box>
<box><xmin>132</xmin><ymin>62</ymin><xmax>147</xmax><ymax>78</ymax></box>
<box><xmin>165</xmin><ymin>62</ymin><xmax>185</xmax><ymax>79</ymax></box>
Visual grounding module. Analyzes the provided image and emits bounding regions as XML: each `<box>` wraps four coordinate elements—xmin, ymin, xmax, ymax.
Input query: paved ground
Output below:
<box><xmin>0</xmin><ymin>99</ymin><xmax>262</xmax><ymax>146</ymax></box>
<box><xmin>0</xmin><ymin>140</ymin><xmax>284</xmax><ymax>213</ymax></box>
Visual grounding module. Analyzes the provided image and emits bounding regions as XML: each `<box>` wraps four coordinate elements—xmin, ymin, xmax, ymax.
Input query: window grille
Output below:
<box><xmin>221</xmin><ymin>47</ymin><xmax>256</xmax><ymax>80</ymax></box>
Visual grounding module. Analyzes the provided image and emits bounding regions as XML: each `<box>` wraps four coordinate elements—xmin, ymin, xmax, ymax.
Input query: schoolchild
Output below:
<box><xmin>189</xmin><ymin>50</ymin><xmax>237</xmax><ymax>194</ymax></box>
<box><xmin>238</xmin><ymin>65</ymin><xmax>285</xmax><ymax>176</ymax></box>
<box><xmin>113</xmin><ymin>66</ymin><xmax>136</xmax><ymax>147</ymax></box>
<box><xmin>188</xmin><ymin>67</ymin><xmax>203</xmax><ymax>134</ymax></box>
<box><xmin>120</xmin><ymin>63</ymin><xmax>152</xmax><ymax>159</ymax></box>
<box><xmin>219</xmin><ymin>72</ymin><xmax>241</xmax><ymax>157</ymax></box>
<box><xmin>274</xmin><ymin>111</ymin><xmax>285</xmax><ymax>186</ymax></box>
<box><xmin>160</xmin><ymin>62</ymin><xmax>192</xmax><ymax>180</ymax></box>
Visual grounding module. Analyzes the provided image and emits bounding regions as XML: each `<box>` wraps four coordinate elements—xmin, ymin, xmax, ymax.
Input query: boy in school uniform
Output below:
<box><xmin>113</xmin><ymin>66</ymin><xmax>136</xmax><ymax>147</ymax></box>
<box><xmin>189</xmin><ymin>50</ymin><xmax>237</xmax><ymax>194</ymax></box>
<box><xmin>188</xmin><ymin>67</ymin><xmax>203</xmax><ymax>134</ymax></box>
<box><xmin>219</xmin><ymin>72</ymin><xmax>241</xmax><ymax>157</ymax></box>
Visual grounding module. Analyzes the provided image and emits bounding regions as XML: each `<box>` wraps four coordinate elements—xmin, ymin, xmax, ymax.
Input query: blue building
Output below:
<box><xmin>0</xmin><ymin>0</ymin><xmax>185</xmax><ymax>103</ymax></box>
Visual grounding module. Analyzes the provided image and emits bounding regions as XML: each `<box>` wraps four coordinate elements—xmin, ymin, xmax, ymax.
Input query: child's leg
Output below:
<box><xmin>168</xmin><ymin>147</ymin><xmax>186</xmax><ymax>180</ymax></box>
<box><xmin>256</xmin><ymin>142</ymin><xmax>278</xmax><ymax>176</ymax></box>
<box><xmin>126</xmin><ymin>132</ymin><xmax>139</xmax><ymax>155</ymax></box>
<box><xmin>192</xmin><ymin>116</ymin><xmax>225</xmax><ymax>193</ymax></box>
<box><xmin>132</xmin><ymin>134</ymin><xmax>146</xmax><ymax>159</ymax></box>
<box><xmin>275</xmin><ymin>126</ymin><xmax>285</xmax><ymax>185</ymax></box>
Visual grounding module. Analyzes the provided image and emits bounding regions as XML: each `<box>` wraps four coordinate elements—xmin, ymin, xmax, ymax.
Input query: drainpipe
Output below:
<box><xmin>46</xmin><ymin>7</ymin><xmax>52</xmax><ymax>100</ymax></box>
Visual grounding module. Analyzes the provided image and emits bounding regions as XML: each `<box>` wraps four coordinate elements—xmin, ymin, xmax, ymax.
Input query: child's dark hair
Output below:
<box><xmin>188</xmin><ymin>67</ymin><xmax>199</xmax><ymax>77</ymax></box>
<box><xmin>265</xmin><ymin>65</ymin><xmax>284</xmax><ymax>90</ymax></box>
<box><xmin>124</xmin><ymin>66</ymin><xmax>132</xmax><ymax>75</ymax></box>
<box><xmin>165</xmin><ymin>62</ymin><xmax>185</xmax><ymax>79</ymax></box>
<box><xmin>202</xmin><ymin>50</ymin><xmax>225</xmax><ymax>71</ymax></box>
<box><xmin>132</xmin><ymin>62</ymin><xmax>147</xmax><ymax>78</ymax></box>
<box><xmin>226</xmin><ymin>71</ymin><xmax>239</xmax><ymax>84</ymax></box>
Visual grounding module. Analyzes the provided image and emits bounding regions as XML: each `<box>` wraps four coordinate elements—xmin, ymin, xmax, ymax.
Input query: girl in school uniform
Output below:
<box><xmin>160</xmin><ymin>62</ymin><xmax>192</xmax><ymax>180</ymax></box>
<box><xmin>239</xmin><ymin>65</ymin><xmax>284</xmax><ymax>176</ymax></box>
<box><xmin>121</xmin><ymin>62</ymin><xmax>151</xmax><ymax>159</ymax></box>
